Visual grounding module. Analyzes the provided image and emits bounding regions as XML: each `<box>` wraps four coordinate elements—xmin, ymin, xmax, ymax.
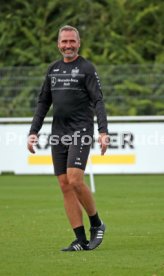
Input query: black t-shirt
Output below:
<box><xmin>29</xmin><ymin>56</ymin><xmax>108</xmax><ymax>136</ymax></box>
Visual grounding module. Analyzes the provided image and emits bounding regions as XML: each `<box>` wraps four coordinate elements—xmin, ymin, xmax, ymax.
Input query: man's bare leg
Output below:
<box><xmin>66</xmin><ymin>168</ymin><xmax>105</xmax><ymax>250</ymax></box>
<box><xmin>67</xmin><ymin>167</ymin><xmax>97</xmax><ymax>216</ymax></box>
<box><xmin>57</xmin><ymin>173</ymin><xmax>89</xmax><ymax>250</ymax></box>
<box><xmin>57</xmin><ymin>174</ymin><xmax>83</xmax><ymax>228</ymax></box>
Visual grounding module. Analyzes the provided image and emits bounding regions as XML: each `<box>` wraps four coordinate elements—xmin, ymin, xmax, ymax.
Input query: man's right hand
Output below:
<box><xmin>27</xmin><ymin>134</ymin><xmax>38</xmax><ymax>154</ymax></box>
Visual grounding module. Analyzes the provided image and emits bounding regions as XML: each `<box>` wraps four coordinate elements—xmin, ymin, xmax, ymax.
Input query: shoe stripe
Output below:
<box><xmin>77</xmin><ymin>244</ymin><xmax>82</xmax><ymax>250</ymax></box>
<box><xmin>78</xmin><ymin>244</ymin><xmax>83</xmax><ymax>250</ymax></box>
<box><xmin>73</xmin><ymin>245</ymin><xmax>79</xmax><ymax>251</ymax></box>
<box><xmin>96</xmin><ymin>231</ymin><xmax>104</xmax><ymax>239</ymax></box>
<box><xmin>73</xmin><ymin>244</ymin><xmax>83</xmax><ymax>251</ymax></box>
<box><xmin>77</xmin><ymin>244</ymin><xmax>81</xmax><ymax>250</ymax></box>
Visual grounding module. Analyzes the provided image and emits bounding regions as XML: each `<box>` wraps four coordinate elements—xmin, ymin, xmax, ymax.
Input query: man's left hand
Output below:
<box><xmin>98</xmin><ymin>133</ymin><xmax>110</xmax><ymax>155</ymax></box>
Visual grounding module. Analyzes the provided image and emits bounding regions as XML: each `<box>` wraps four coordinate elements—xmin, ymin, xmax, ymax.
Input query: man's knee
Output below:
<box><xmin>58</xmin><ymin>175</ymin><xmax>72</xmax><ymax>194</ymax></box>
<box><xmin>68</xmin><ymin>175</ymin><xmax>84</xmax><ymax>194</ymax></box>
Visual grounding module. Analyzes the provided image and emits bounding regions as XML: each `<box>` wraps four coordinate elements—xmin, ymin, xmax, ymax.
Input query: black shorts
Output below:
<box><xmin>51</xmin><ymin>130</ymin><xmax>93</xmax><ymax>176</ymax></box>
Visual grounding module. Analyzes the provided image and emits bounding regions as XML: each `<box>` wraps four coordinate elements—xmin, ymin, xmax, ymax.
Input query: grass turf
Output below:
<box><xmin>0</xmin><ymin>175</ymin><xmax>164</xmax><ymax>276</ymax></box>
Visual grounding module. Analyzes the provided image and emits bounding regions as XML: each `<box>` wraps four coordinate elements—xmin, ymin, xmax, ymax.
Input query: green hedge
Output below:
<box><xmin>0</xmin><ymin>0</ymin><xmax>164</xmax><ymax>116</ymax></box>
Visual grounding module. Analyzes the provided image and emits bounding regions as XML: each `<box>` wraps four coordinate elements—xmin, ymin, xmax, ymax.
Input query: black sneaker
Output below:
<box><xmin>89</xmin><ymin>222</ymin><xmax>106</xmax><ymax>250</ymax></box>
<box><xmin>61</xmin><ymin>239</ymin><xmax>89</xmax><ymax>252</ymax></box>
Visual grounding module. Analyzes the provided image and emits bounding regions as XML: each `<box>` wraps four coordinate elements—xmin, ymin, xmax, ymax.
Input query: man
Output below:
<box><xmin>28</xmin><ymin>25</ymin><xmax>109</xmax><ymax>251</ymax></box>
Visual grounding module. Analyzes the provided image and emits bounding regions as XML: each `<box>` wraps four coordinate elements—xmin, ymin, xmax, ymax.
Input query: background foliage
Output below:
<box><xmin>0</xmin><ymin>0</ymin><xmax>164</xmax><ymax>116</ymax></box>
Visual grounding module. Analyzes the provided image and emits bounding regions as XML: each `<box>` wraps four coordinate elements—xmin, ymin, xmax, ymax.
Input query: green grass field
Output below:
<box><xmin>0</xmin><ymin>175</ymin><xmax>164</xmax><ymax>276</ymax></box>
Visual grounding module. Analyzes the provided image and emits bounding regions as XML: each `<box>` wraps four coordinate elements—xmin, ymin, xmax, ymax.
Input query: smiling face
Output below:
<box><xmin>58</xmin><ymin>30</ymin><xmax>80</xmax><ymax>62</ymax></box>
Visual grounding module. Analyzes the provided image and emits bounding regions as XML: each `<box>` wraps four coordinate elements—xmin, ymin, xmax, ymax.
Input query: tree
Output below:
<box><xmin>0</xmin><ymin>0</ymin><xmax>164</xmax><ymax>116</ymax></box>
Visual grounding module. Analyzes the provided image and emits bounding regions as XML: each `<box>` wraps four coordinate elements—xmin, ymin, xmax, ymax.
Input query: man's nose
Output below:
<box><xmin>65</xmin><ymin>41</ymin><xmax>72</xmax><ymax>47</ymax></box>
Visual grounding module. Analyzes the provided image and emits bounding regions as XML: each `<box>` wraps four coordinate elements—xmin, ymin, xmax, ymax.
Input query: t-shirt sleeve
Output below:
<box><xmin>29</xmin><ymin>67</ymin><xmax>52</xmax><ymax>135</ymax></box>
<box><xmin>85</xmin><ymin>63</ymin><xmax>108</xmax><ymax>133</ymax></box>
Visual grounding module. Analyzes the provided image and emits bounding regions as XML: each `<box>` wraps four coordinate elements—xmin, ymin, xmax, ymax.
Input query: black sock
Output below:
<box><xmin>73</xmin><ymin>226</ymin><xmax>87</xmax><ymax>243</ymax></box>
<box><xmin>89</xmin><ymin>212</ymin><xmax>101</xmax><ymax>227</ymax></box>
